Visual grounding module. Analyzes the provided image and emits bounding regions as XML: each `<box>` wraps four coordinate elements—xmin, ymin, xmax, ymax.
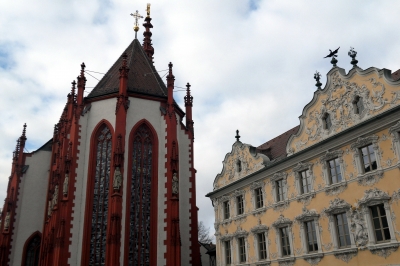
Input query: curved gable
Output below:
<box><xmin>213</xmin><ymin>141</ymin><xmax>269</xmax><ymax>190</ymax></box>
<box><xmin>286</xmin><ymin>67</ymin><xmax>400</xmax><ymax>155</ymax></box>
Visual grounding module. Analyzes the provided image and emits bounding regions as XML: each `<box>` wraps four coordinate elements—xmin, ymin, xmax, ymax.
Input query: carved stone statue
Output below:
<box><xmin>113</xmin><ymin>167</ymin><xmax>122</xmax><ymax>190</ymax></box>
<box><xmin>52</xmin><ymin>185</ymin><xmax>59</xmax><ymax>208</ymax></box>
<box><xmin>4</xmin><ymin>212</ymin><xmax>10</xmax><ymax>230</ymax></box>
<box><xmin>172</xmin><ymin>172</ymin><xmax>179</xmax><ymax>195</ymax></box>
<box><xmin>63</xmin><ymin>173</ymin><xmax>69</xmax><ymax>197</ymax></box>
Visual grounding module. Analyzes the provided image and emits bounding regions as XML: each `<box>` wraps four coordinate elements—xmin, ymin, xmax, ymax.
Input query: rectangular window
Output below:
<box><xmin>237</xmin><ymin>195</ymin><xmax>244</xmax><ymax>215</ymax></box>
<box><xmin>238</xmin><ymin>237</ymin><xmax>246</xmax><ymax>263</ymax></box>
<box><xmin>360</xmin><ymin>144</ymin><xmax>377</xmax><ymax>173</ymax></box>
<box><xmin>299</xmin><ymin>170</ymin><xmax>312</xmax><ymax>194</ymax></box>
<box><xmin>334</xmin><ymin>213</ymin><xmax>351</xmax><ymax>248</ymax></box>
<box><xmin>305</xmin><ymin>220</ymin><xmax>318</xmax><ymax>253</ymax></box>
<box><xmin>276</xmin><ymin>180</ymin><xmax>286</xmax><ymax>202</ymax></box>
<box><xmin>255</xmin><ymin>188</ymin><xmax>264</xmax><ymax>209</ymax></box>
<box><xmin>370</xmin><ymin>204</ymin><xmax>391</xmax><ymax>243</ymax></box>
<box><xmin>224</xmin><ymin>241</ymin><xmax>231</xmax><ymax>265</ymax></box>
<box><xmin>223</xmin><ymin>201</ymin><xmax>230</xmax><ymax>220</ymax></box>
<box><xmin>328</xmin><ymin>158</ymin><xmax>342</xmax><ymax>184</ymax></box>
<box><xmin>280</xmin><ymin>227</ymin><xmax>291</xmax><ymax>257</ymax></box>
<box><xmin>257</xmin><ymin>233</ymin><xmax>267</xmax><ymax>260</ymax></box>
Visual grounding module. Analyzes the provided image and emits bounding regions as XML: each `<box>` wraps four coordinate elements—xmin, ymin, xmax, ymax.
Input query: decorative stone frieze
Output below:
<box><xmin>324</xmin><ymin>181</ymin><xmax>347</xmax><ymax>196</ymax></box>
<box><xmin>324</xmin><ymin>198</ymin><xmax>351</xmax><ymax>215</ymax></box>
<box><xmin>357</xmin><ymin>170</ymin><xmax>384</xmax><ymax>186</ymax></box>
<box><xmin>295</xmin><ymin>208</ymin><xmax>319</xmax><ymax>222</ymax></box>
<box><xmin>250</xmin><ymin>224</ymin><xmax>269</xmax><ymax>234</ymax></box>
<box><xmin>303</xmin><ymin>253</ymin><xmax>324</xmax><ymax>266</ymax></box>
<box><xmin>233</xmin><ymin>226</ymin><xmax>249</xmax><ymax>238</ymax></box>
<box><xmin>333</xmin><ymin>248</ymin><xmax>358</xmax><ymax>263</ymax></box>
<box><xmin>272</xmin><ymin>215</ymin><xmax>292</xmax><ymax>228</ymax></box>
<box><xmin>358</xmin><ymin>188</ymin><xmax>390</xmax><ymax>206</ymax></box>
<box><xmin>368</xmin><ymin>243</ymin><xmax>400</xmax><ymax>258</ymax></box>
<box><xmin>277</xmin><ymin>257</ymin><xmax>295</xmax><ymax>266</ymax></box>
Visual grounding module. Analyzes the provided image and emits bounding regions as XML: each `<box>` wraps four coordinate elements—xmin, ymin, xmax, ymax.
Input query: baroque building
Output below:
<box><xmin>207</xmin><ymin>53</ymin><xmax>400</xmax><ymax>266</ymax></box>
<box><xmin>0</xmin><ymin>6</ymin><xmax>200</xmax><ymax>266</ymax></box>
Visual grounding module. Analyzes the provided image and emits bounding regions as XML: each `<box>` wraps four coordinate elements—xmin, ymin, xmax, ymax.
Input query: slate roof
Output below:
<box><xmin>257</xmin><ymin>125</ymin><xmax>300</xmax><ymax>160</ymax></box>
<box><xmin>87</xmin><ymin>38</ymin><xmax>167</xmax><ymax>99</ymax></box>
<box><xmin>392</xmin><ymin>69</ymin><xmax>400</xmax><ymax>81</ymax></box>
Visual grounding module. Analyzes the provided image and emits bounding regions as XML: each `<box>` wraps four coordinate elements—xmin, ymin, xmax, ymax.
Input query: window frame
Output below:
<box><xmin>257</xmin><ymin>232</ymin><xmax>268</xmax><ymax>260</ymax></box>
<box><xmin>352</xmin><ymin>95</ymin><xmax>365</xmax><ymax>115</ymax></box>
<box><xmin>323</xmin><ymin>112</ymin><xmax>332</xmax><ymax>130</ymax></box>
<box><xmin>351</xmin><ymin>135</ymin><xmax>381</xmax><ymax>177</ymax></box>
<box><xmin>250</xmin><ymin>181</ymin><xmax>265</xmax><ymax>212</ymax></box>
<box><xmin>334</xmin><ymin>212</ymin><xmax>352</xmax><ymax>249</ymax></box>
<box><xmin>327</xmin><ymin>157</ymin><xmax>343</xmax><ymax>184</ymax></box>
<box><xmin>369</xmin><ymin>204</ymin><xmax>391</xmax><ymax>243</ymax></box>
<box><xmin>272</xmin><ymin>215</ymin><xmax>294</xmax><ymax>259</ymax></box>
<box><xmin>255</xmin><ymin>187</ymin><xmax>264</xmax><ymax>209</ymax></box>
<box><xmin>359</xmin><ymin>144</ymin><xmax>378</xmax><ymax>174</ymax></box>
<box><xmin>238</xmin><ymin>237</ymin><xmax>247</xmax><ymax>263</ymax></box>
<box><xmin>295</xmin><ymin>209</ymin><xmax>322</xmax><ymax>256</ymax></box>
<box><xmin>293</xmin><ymin>162</ymin><xmax>315</xmax><ymax>199</ymax></box>
<box><xmin>236</xmin><ymin>195</ymin><xmax>244</xmax><ymax>216</ymax></box>
<box><xmin>224</xmin><ymin>240</ymin><xmax>232</xmax><ymax>265</ymax></box>
<box><xmin>389</xmin><ymin>121</ymin><xmax>400</xmax><ymax>167</ymax></box>
<box><xmin>223</xmin><ymin>200</ymin><xmax>230</xmax><ymax>220</ymax></box>
<box><xmin>251</xmin><ymin>224</ymin><xmax>269</xmax><ymax>262</ymax></box>
<box><xmin>271</xmin><ymin>172</ymin><xmax>288</xmax><ymax>204</ymax></box>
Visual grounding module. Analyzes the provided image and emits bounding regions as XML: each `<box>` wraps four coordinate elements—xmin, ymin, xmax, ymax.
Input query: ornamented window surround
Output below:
<box><xmin>219</xmin><ymin>236</ymin><xmax>233</xmax><ymax>266</ymax></box>
<box><xmin>351</xmin><ymin>135</ymin><xmax>383</xmax><ymax>184</ymax></box>
<box><xmin>271</xmin><ymin>172</ymin><xmax>289</xmax><ymax>209</ymax></box>
<box><xmin>250</xmin><ymin>181</ymin><xmax>266</xmax><ymax>214</ymax></box>
<box><xmin>272</xmin><ymin>215</ymin><xmax>295</xmax><ymax>261</ymax></box>
<box><xmin>233</xmin><ymin>227</ymin><xmax>249</xmax><ymax>264</ymax></box>
<box><xmin>322</xmin><ymin>112</ymin><xmax>332</xmax><ymax>131</ymax></box>
<box><xmin>251</xmin><ymin>224</ymin><xmax>270</xmax><ymax>263</ymax></box>
<box><xmin>295</xmin><ymin>208</ymin><xmax>323</xmax><ymax>258</ymax></box>
<box><xmin>389</xmin><ymin>121</ymin><xmax>400</xmax><ymax>167</ymax></box>
<box><xmin>356</xmin><ymin>188</ymin><xmax>399</xmax><ymax>257</ymax></box>
<box><xmin>293</xmin><ymin>162</ymin><xmax>316</xmax><ymax>203</ymax></box>
<box><xmin>220</xmin><ymin>195</ymin><xmax>231</xmax><ymax>223</ymax></box>
<box><xmin>352</xmin><ymin>95</ymin><xmax>367</xmax><ymax>118</ymax></box>
<box><xmin>320</xmin><ymin>150</ymin><xmax>348</xmax><ymax>195</ymax></box>
<box><xmin>323</xmin><ymin>198</ymin><xmax>358</xmax><ymax>262</ymax></box>
<box><xmin>231</xmin><ymin>189</ymin><xmax>247</xmax><ymax>217</ymax></box>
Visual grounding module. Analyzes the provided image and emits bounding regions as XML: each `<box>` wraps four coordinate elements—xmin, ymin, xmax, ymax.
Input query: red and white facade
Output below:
<box><xmin>0</xmin><ymin>14</ymin><xmax>200</xmax><ymax>266</ymax></box>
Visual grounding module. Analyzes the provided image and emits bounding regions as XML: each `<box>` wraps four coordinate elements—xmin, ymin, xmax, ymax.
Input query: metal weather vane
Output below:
<box><xmin>324</xmin><ymin>47</ymin><xmax>340</xmax><ymax>68</ymax></box>
<box><xmin>130</xmin><ymin>10</ymin><xmax>143</xmax><ymax>38</ymax></box>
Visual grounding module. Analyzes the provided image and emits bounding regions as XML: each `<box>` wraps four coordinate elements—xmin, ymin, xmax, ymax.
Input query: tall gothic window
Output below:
<box><xmin>24</xmin><ymin>235</ymin><xmax>40</xmax><ymax>266</ymax></box>
<box><xmin>89</xmin><ymin>126</ymin><xmax>112</xmax><ymax>265</ymax></box>
<box><xmin>129</xmin><ymin>124</ymin><xmax>153</xmax><ymax>265</ymax></box>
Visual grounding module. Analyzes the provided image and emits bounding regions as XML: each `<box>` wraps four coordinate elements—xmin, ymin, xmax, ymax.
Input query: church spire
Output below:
<box><xmin>142</xmin><ymin>3</ymin><xmax>154</xmax><ymax>62</ymax></box>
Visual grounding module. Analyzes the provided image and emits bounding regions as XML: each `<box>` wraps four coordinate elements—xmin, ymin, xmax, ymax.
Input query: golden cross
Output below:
<box><xmin>130</xmin><ymin>10</ymin><xmax>143</xmax><ymax>33</ymax></box>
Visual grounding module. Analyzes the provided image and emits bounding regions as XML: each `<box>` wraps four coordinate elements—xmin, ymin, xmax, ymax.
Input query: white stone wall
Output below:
<box><xmin>68</xmin><ymin>98</ymin><xmax>116</xmax><ymax>265</ymax></box>
<box><xmin>10</xmin><ymin>149</ymin><xmax>51</xmax><ymax>265</ymax></box>
<box><xmin>122</xmin><ymin>97</ymin><xmax>167</xmax><ymax>266</ymax></box>
<box><xmin>178</xmin><ymin>120</ymin><xmax>192</xmax><ymax>265</ymax></box>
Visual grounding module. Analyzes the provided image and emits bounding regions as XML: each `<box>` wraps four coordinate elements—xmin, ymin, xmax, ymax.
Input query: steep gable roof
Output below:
<box><xmin>257</xmin><ymin>125</ymin><xmax>299</xmax><ymax>160</ymax></box>
<box><xmin>87</xmin><ymin>38</ymin><xmax>167</xmax><ymax>99</ymax></box>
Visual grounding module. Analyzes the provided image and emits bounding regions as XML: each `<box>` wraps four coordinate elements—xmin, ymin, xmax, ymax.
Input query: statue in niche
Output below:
<box><xmin>172</xmin><ymin>172</ymin><xmax>179</xmax><ymax>195</ymax></box>
<box><xmin>63</xmin><ymin>173</ymin><xmax>69</xmax><ymax>197</ymax></box>
<box><xmin>4</xmin><ymin>212</ymin><xmax>10</xmax><ymax>230</ymax></box>
<box><xmin>53</xmin><ymin>185</ymin><xmax>59</xmax><ymax>207</ymax></box>
<box><xmin>113</xmin><ymin>167</ymin><xmax>122</xmax><ymax>190</ymax></box>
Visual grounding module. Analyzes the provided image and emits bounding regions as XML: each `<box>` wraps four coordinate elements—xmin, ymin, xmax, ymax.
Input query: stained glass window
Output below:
<box><xmin>24</xmin><ymin>235</ymin><xmax>40</xmax><ymax>266</ymax></box>
<box><xmin>129</xmin><ymin>124</ymin><xmax>153</xmax><ymax>265</ymax></box>
<box><xmin>89</xmin><ymin>126</ymin><xmax>112</xmax><ymax>265</ymax></box>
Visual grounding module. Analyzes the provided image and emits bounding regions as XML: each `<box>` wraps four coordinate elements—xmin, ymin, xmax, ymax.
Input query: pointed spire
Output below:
<box><xmin>142</xmin><ymin>3</ymin><xmax>154</xmax><ymax>62</ymax></box>
<box><xmin>71</xmin><ymin>80</ymin><xmax>76</xmax><ymax>96</ymax></box>
<box><xmin>184</xmin><ymin>83</ymin><xmax>193</xmax><ymax>107</ymax></box>
<box><xmin>77</xmin><ymin>62</ymin><xmax>86</xmax><ymax>107</ymax></box>
<box><xmin>167</xmin><ymin>62</ymin><xmax>175</xmax><ymax>105</ymax></box>
<box><xmin>19</xmin><ymin>123</ymin><xmax>27</xmax><ymax>148</ymax></box>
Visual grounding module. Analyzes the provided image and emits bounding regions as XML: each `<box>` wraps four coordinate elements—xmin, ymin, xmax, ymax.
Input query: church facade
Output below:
<box><xmin>0</xmin><ymin>7</ymin><xmax>200</xmax><ymax>266</ymax></box>
<box><xmin>207</xmin><ymin>54</ymin><xmax>400</xmax><ymax>265</ymax></box>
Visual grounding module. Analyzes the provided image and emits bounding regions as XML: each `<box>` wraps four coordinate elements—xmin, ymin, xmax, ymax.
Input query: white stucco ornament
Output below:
<box><xmin>4</xmin><ymin>212</ymin><xmax>10</xmax><ymax>230</ymax></box>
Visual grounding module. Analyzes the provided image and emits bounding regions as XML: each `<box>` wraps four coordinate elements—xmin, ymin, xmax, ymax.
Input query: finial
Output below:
<box><xmin>167</xmin><ymin>62</ymin><xmax>175</xmax><ymax>85</ymax></box>
<box><xmin>184</xmin><ymin>82</ymin><xmax>193</xmax><ymax>106</ymax></box>
<box><xmin>314</xmin><ymin>71</ymin><xmax>322</xmax><ymax>89</ymax></box>
<box><xmin>146</xmin><ymin>3</ymin><xmax>151</xmax><ymax>18</ymax></box>
<box><xmin>130</xmin><ymin>10</ymin><xmax>143</xmax><ymax>39</ymax></box>
<box><xmin>22</xmin><ymin>123</ymin><xmax>27</xmax><ymax>138</ymax></box>
<box><xmin>80</xmin><ymin>62</ymin><xmax>85</xmax><ymax>77</ymax></box>
<box><xmin>71</xmin><ymin>80</ymin><xmax>76</xmax><ymax>95</ymax></box>
<box><xmin>77</xmin><ymin>62</ymin><xmax>87</xmax><ymax>89</ymax></box>
<box><xmin>348</xmin><ymin>47</ymin><xmax>358</xmax><ymax>68</ymax></box>
<box><xmin>235</xmin><ymin>130</ymin><xmax>240</xmax><ymax>142</ymax></box>
<box><xmin>324</xmin><ymin>47</ymin><xmax>339</xmax><ymax>68</ymax></box>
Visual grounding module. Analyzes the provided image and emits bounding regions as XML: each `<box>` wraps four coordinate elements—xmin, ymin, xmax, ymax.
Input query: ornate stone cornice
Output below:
<box><xmin>270</xmin><ymin>172</ymin><xmax>287</xmax><ymax>182</ymax></box>
<box><xmin>357</xmin><ymin>170</ymin><xmax>384</xmax><ymax>186</ymax></box>
<box><xmin>320</xmin><ymin>150</ymin><xmax>344</xmax><ymax>162</ymax></box>
<box><xmin>231</xmin><ymin>189</ymin><xmax>246</xmax><ymax>198</ymax></box>
<box><xmin>325</xmin><ymin>181</ymin><xmax>347</xmax><ymax>196</ymax></box>
<box><xmin>219</xmin><ymin>233</ymin><xmax>233</xmax><ymax>241</ymax></box>
<box><xmin>250</xmin><ymin>180</ymin><xmax>264</xmax><ymax>190</ymax></box>
<box><xmin>250</xmin><ymin>224</ymin><xmax>269</xmax><ymax>234</ymax></box>
<box><xmin>295</xmin><ymin>208</ymin><xmax>319</xmax><ymax>222</ymax></box>
<box><xmin>277</xmin><ymin>257</ymin><xmax>295</xmax><ymax>266</ymax></box>
<box><xmin>358</xmin><ymin>188</ymin><xmax>390</xmax><ymax>206</ymax></box>
<box><xmin>333</xmin><ymin>248</ymin><xmax>358</xmax><ymax>263</ymax></box>
<box><xmin>219</xmin><ymin>195</ymin><xmax>230</xmax><ymax>203</ymax></box>
<box><xmin>324</xmin><ymin>198</ymin><xmax>351</xmax><ymax>215</ymax></box>
<box><xmin>303</xmin><ymin>253</ymin><xmax>324</xmax><ymax>266</ymax></box>
<box><xmin>368</xmin><ymin>242</ymin><xmax>400</xmax><ymax>258</ymax></box>
<box><xmin>232</xmin><ymin>226</ymin><xmax>249</xmax><ymax>238</ymax></box>
<box><xmin>293</xmin><ymin>161</ymin><xmax>313</xmax><ymax>172</ymax></box>
<box><xmin>350</xmin><ymin>135</ymin><xmax>379</xmax><ymax>150</ymax></box>
<box><xmin>388</xmin><ymin>120</ymin><xmax>400</xmax><ymax>139</ymax></box>
<box><xmin>272</xmin><ymin>215</ymin><xmax>292</xmax><ymax>228</ymax></box>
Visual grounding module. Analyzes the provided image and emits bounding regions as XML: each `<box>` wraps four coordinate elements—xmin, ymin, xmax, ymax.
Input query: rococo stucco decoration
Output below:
<box><xmin>287</xmin><ymin>70</ymin><xmax>400</xmax><ymax>155</ymax></box>
<box><xmin>213</xmin><ymin>142</ymin><xmax>269</xmax><ymax>190</ymax></box>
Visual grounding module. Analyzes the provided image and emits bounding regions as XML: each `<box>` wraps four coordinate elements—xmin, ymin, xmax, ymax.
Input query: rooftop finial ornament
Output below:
<box><xmin>324</xmin><ymin>47</ymin><xmax>340</xmax><ymax>68</ymax></box>
<box><xmin>146</xmin><ymin>3</ymin><xmax>151</xmax><ymax>18</ymax></box>
<box><xmin>348</xmin><ymin>47</ymin><xmax>358</xmax><ymax>68</ymax></box>
<box><xmin>235</xmin><ymin>130</ymin><xmax>241</xmax><ymax>142</ymax></box>
<box><xmin>130</xmin><ymin>10</ymin><xmax>143</xmax><ymax>39</ymax></box>
<box><xmin>314</xmin><ymin>71</ymin><xmax>322</xmax><ymax>89</ymax></box>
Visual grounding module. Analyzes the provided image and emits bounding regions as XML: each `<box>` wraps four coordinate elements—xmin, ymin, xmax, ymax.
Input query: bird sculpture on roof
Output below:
<box><xmin>324</xmin><ymin>47</ymin><xmax>340</xmax><ymax>58</ymax></box>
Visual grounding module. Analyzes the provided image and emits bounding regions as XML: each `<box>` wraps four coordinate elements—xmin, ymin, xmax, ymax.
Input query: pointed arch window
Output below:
<box><xmin>24</xmin><ymin>235</ymin><xmax>41</xmax><ymax>266</ymax></box>
<box><xmin>89</xmin><ymin>126</ymin><xmax>112</xmax><ymax>265</ymax></box>
<box><xmin>128</xmin><ymin>124</ymin><xmax>154</xmax><ymax>265</ymax></box>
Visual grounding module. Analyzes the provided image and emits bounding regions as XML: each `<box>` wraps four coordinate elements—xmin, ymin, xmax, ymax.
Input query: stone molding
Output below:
<box><xmin>368</xmin><ymin>242</ymin><xmax>400</xmax><ymax>258</ymax></box>
<box><xmin>324</xmin><ymin>181</ymin><xmax>347</xmax><ymax>196</ymax></box>
<box><xmin>233</xmin><ymin>226</ymin><xmax>249</xmax><ymax>238</ymax></box>
<box><xmin>358</xmin><ymin>188</ymin><xmax>390</xmax><ymax>206</ymax></box>
<box><xmin>272</xmin><ymin>215</ymin><xmax>292</xmax><ymax>228</ymax></box>
<box><xmin>350</xmin><ymin>135</ymin><xmax>379</xmax><ymax>150</ymax></box>
<box><xmin>357</xmin><ymin>170</ymin><xmax>384</xmax><ymax>186</ymax></box>
<box><xmin>319</xmin><ymin>150</ymin><xmax>344</xmax><ymax>163</ymax></box>
<box><xmin>277</xmin><ymin>257</ymin><xmax>295</xmax><ymax>266</ymax></box>
<box><xmin>333</xmin><ymin>248</ymin><xmax>358</xmax><ymax>263</ymax></box>
<box><xmin>250</xmin><ymin>224</ymin><xmax>269</xmax><ymax>234</ymax></box>
<box><xmin>302</xmin><ymin>253</ymin><xmax>323</xmax><ymax>266</ymax></box>
<box><xmin>324</xmin><ymin>198</ymin><xmax>351</xmax><ymax>215</ymax></box>
<box><xmin>295</xmin><ymin>208</ymin><xmax>319</xmax><ymax>222</ymax></box>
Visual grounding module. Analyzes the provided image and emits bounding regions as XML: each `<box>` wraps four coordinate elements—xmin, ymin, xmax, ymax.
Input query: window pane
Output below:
<box><xmin>345</xmin><ymin>234</ymin><xmax>351</xmax><ymax>246</ymax></box>
<box><xmin>381</xmin><ymin>216</ymin><xmax>389</xmax><ymax>228</ymax></box>
<box><xmin>375</xmin><ymin>229</ymin><xmax>383</xmax><ymax>242</ymax></box>
<box><xmin>384</xmin><ymin>228</ymin><xmax>391</xmax><ymax>240</ymax></box>
<box><xmin>373</xmin><ymin>218</ymin><xmax>381</xmax><ymax>230</ymax></box>
<box><xmin>371</xmin><ymin>206</ymin><xmax>379</xmax><ymax>218</ymax></box>
<box><xmin>339</xmin><ymin>236</ymin><xmax>345</xmax><ymax>247</ymax></box>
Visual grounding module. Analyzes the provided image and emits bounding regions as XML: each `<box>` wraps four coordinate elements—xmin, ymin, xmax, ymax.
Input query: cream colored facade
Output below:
<box><xmin>207</xmin><ymin>65</ymin><xmax>400</xmax><ymax>266</ymax></box>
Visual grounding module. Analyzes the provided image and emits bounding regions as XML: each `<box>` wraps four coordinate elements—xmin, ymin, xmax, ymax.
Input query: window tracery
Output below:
<box><xmin>24</xmin><ymin>235</ymin><xmax>41</xmax><ymax>266</ymax></box>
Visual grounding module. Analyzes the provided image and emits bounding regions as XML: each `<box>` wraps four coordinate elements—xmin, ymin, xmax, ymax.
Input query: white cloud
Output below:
<box><xmin>1</xmin><ymin>0</ymin><xmax>400</xmax><ymax>238</ymax></box>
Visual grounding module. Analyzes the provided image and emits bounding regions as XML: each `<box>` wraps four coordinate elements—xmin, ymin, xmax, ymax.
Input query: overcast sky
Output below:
<box><xmin>1</xmin><ymin>0</ymin><xmax>400</xmax><ymax>239</ymax></box>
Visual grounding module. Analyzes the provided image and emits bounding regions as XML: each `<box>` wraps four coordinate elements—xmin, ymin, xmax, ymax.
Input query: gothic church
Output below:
<box><xmin>0</xmin><ymin>5</ymin><xmax>200</xmax><ymax>266</ymax></box>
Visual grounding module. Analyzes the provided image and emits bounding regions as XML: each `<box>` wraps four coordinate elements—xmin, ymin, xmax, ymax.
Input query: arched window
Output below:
<box><xmin>323</xmin><ymin>113</ymin><xmax>332</xmax><ymax>130</ymax></box>
<box><xmin>353</xmin><ymin>96</ymin><xmax>365</xmax><ymax>114</ymax></box>
<box><xmin>89</xmin><ymin>125</ymin><xmax>112</xmax><ymax>265</ymax></box>
<box><xmin>128</xmin><ymin>124</ymin><xmax>154</xmax><ymax>265</ymax></box>
<box><xmin>24</xmin><ymin>234</ymin><xmax>40</xmax><ymax>266</ymax></box>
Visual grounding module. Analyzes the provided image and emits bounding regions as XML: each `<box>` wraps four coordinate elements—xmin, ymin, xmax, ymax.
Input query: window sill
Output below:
<box><xmin>333</xmin><ymin>247</ymin><xmax>358</xmax><ymax>263</ymax></box>
<box><xmin>272</xmin><ymin>200</ymin><xmax>289</xmax><ymax>212</ymax></box>
<box><xmin>220</xmin><ymin>218</ymin><xmax>232</xmax><ymax>226</ymax></box>
<box><xmin>251</xmin><ymin>206</ymin><xmax>267</xmax><ymax>216</ymax></box>
<box><xmin>302</xmin><ymin>253</ymin><xmax>323</xmax><ymax>265</ymax></box>
<box><xmin>255</xmin><ymin>261</ymin><xmax>271</xmax><ymax>266</ymax></box>
<box><xmin>277</xmin><ymin>256</ymin><xmax>295</xmax><ymax>265</ymax></box>
<box><xmin>296</xmin><ymin>191</ymin><xmax>316</xmax><ymax>203</ymax></box>
<box><xmin>232</xmin><ymin>214</ymin><xmax>247</xmax><ymax>221</ymax></box>
<box><xmin>368</xmin><ymin>242</ymin><xmax>400</xmax><ymax>258</ymax></box>
<box><xmin>357</xmin><ymin>170</ymin><xmax>384</xmax><ymax>186</ymax></box>
<box><xmin>324</xmin><ymin>181</ymin><xmax>347</xmax><ymax>196</ymax></box>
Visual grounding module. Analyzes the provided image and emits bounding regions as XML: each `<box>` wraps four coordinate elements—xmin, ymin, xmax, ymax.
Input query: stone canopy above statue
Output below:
<box><xmin>286</xmin><ymin>67</ymin><xmax>400</xmax><ymax>155</ymax></box>
<box><xmin>213</xmin><ymin>141</ymin><xmax>269</xmax><ymax>190</ymax></box>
